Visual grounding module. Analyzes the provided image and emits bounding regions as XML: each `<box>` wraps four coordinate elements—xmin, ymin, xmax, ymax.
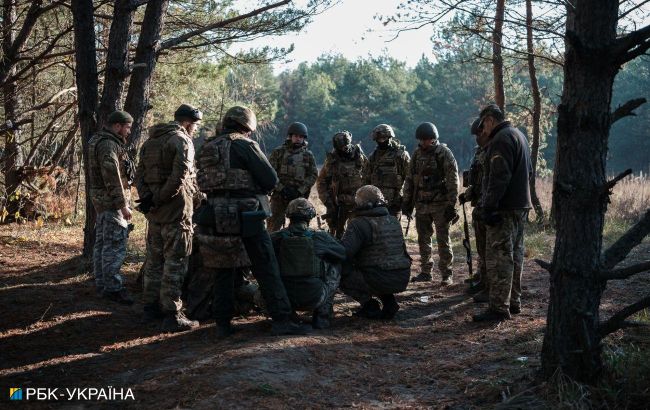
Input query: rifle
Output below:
<box><xmin>404</xmin><ymin>214</ymin><xmax>412</xmax><ymax>237</ymax></box>
<box><xmin>461</xmin><ymin>202</ymin><xmax>475</xmax><ymax>285</ymax></box>
<box><xmin>327</xmin><ymin>176</ymin><xmax>341</xmax><ymax>236</ymax></box>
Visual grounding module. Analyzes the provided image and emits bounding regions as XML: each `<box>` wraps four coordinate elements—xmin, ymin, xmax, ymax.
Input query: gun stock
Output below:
<box><xmin>461</xmin><ymin>202</ymin><xmax>474</xmax><ymax>283</ymax></box>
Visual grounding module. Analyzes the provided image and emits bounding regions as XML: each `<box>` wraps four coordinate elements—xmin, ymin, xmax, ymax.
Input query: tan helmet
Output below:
<box><xmin>286</xmin><ymin>198</ymin><xmax>316</xmax><ymax>221</ymax></box>
<box><xmin>223</xmin><ymin>105</ymin><xmax>257</xmax><ymax>132</ymax></box>
<box><xmin>371</xmin><ymin>124</ymin><xmax>395</xmax><ymax>140</ymax></box>
<box><xmin>354</xmin><ymin>185</ymin><xmax>386</xmax><ymax>209</ymax></box>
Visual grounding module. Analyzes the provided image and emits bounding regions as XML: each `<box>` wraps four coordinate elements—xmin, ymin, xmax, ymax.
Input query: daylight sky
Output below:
<box><xmin>234</xmin><ymin>0</ymin><xmax>437</xmax><ymax>73</ymax></box>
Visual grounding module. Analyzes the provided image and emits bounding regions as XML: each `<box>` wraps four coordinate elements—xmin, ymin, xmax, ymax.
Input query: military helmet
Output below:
<box><xmin>223</xmin><ymin>105</ymin><xmax>257</xmax><ymax>132</ymax></box>
<box><xmin>371</xmin><ymin>124</ymin><xmax>395</xmax><ymax>141</ymax></box>
<box><xmin>174</xmin><ymin>104</ymin><xmax>203</xmax><ymax>122</ymax></box>
<box><xmin>470</xmin><ymin>118</ymin><xmax>481</xmax><ymax>136</ymax></box>
<box><xmin>415</xmin><ymin>122</ymin><xmax>439</xmax><ymax>140</ymax></box>
<box><xmin>332</xmin><ymin>131</ymin><xmax>352</xmax><ymax>149</ymax></box>
<box><xmin>354</xmin><ymin>185</ymin><xmax>386</xmax><ymax>209</ymax></box>
<box><xmin>286</xmin><ymin>198</ymin><xmax>316</xmax><ymax>221</ymax></box>
<box><xmin>287</xmin><ymin>122</ymin><xmax>308</xmax><ymax>138</ymax></box>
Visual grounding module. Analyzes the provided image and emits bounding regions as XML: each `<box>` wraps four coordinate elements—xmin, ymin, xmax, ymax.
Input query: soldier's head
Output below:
<box><xmin>371</xmin><ymin>124</ymin><xmax>395</xmax><ymax>149</ymax></box>
<box><xmin>354</xmin><ymin>185</ymin><xmax>386</xmax><ymax>210</ymax></box>
<box><xmin>332</xmin><ymin>131</ymin><xmax>353</xmax><ymax>155</ymax></box>
<box><xmin>478</xmin><ymin>104</ymin><xmax>505</xmax><ymax>138</ymax></box>
<box><xmin>286</xmin><ymin>198</ymin><xmax>316</xmax><ymax>223</ymax></box>
<box><xmin>471</xmin><ymin>117</ymin><xmax>489</xmax><ymax>147</ymax></box>
<box><xmin>174</xmin><ymin>104</ymin><xmax>203</xmax><ymax>137</ymax></box>
<box><xmin>222</xmin><ymin>105</ymin><xmax>257</xmax><ymax>135</ymax></box>
<box><xmin>415</xmin><ymin>122</ymin><xmax>439</xmax><ymax>149</ymax></box>
<box><xmin>107</xmin><ymin>110</ymin><xmax>133</xmax><ymax>141</ymax></box>
<box><xmin>287</xmin><ymin>122</ymin><xmax>308</xmax><ymax>148</ymax></box>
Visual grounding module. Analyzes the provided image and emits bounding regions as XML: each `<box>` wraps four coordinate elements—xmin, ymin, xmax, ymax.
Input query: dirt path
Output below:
<box><xmin>1</xmin><ymin>222</ymin><xmax>648</xmax><ymax>409</ymax></box>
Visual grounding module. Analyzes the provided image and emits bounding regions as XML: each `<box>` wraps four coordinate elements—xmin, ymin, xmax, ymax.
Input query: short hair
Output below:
<box><xmin>479</xmin><ymin>104</ymin><xmax>505</xmax><ymax>122</ymax></box>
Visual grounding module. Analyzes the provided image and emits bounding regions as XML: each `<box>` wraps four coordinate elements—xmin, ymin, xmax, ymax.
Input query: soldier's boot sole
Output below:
<box><xmin>411</xmin><ymin>273</ymin><xmax>432</xmax><ymax>283</ymax></box>
<box><xmin>472</xmin><ymin>309</ymin><xmax>511</xmax><ymax>322</ymax></box>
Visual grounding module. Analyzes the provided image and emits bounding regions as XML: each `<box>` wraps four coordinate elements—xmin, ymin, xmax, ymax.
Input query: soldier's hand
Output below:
<box><xmin>458</xmin><ymin>192</ymin><xmax>467</xmax><ymax>204</ymax></box>
<box><xmin>121</xmin><ymin>206</ymin><xmax>132</xmax><ymax>221</ymax></box>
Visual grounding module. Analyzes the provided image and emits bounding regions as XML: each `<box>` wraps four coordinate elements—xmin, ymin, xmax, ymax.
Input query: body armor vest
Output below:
<box><xmin>277</xmin><ymin>145</ymin><xmax>312</xmax><ymax>187</ymax></box>
<box><xmin>468</xmin><ymin>148</ymin><xmax>487</xmax><ymax>207</ymax></box>
<box><xmin>140</xmin><ymin>129</ymin><xmax>176</xmax><ymax>185</ymax></box>
<box><xmin>329</xmin><ymin>149</ymin><xmax>364</xmax><ymax>202</ymax></box>
<box><xmin>354</xmin><ymin>214</ymin><xmax>411</xmax><ymax>270</ymax></box>
<box><xmin>278</xmin><ymin>229</ymin><xmax>322</xmax><ymax>278</ymax></box>
<box><xmin>196</xmin><ymin>133</ymin><xmax>257</xmax><ymax>192</ymax></box>
<box><xmin>368</xmin><ymin>146</ymin><xmax>405</xmax><ymax>202</ymax></box>
<box><xmin>413</xmin><ymin>144</ymin><xmax>447</xmax><ymax>202</ymax></box>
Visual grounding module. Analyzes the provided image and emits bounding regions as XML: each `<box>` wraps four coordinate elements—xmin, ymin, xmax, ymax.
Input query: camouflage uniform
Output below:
<box><xmin>463</xmin><ymin>146</ymin><xmax>488</xmax><ymax>286</ymax></box>
<box><xmin>88</xmin><ymin>128</ymin><xmax>132</xmax><ymax>292</ymax></box>
<box><xmin>317</xmin><ymin>144</ymin><xmax>368</xmax><ymax>238</ymax></box>
<box><xmin>403</xmin><ymin>141</ymin><xmax>459</xmax><ymax>280</ymax></box>
<box><xmin>365</xmin><ymin>139</ymin><xmax>410</xmax><ymax>216</ymax></box>
<box><xmin>267</xmin><ymin>141</ymin><xmax>318</xmax><ymax>231</ymax></box>
<box><xmin>135</xmin><ymin>122</ymin><xmax>196</xmax><ymax>314</ymax></box>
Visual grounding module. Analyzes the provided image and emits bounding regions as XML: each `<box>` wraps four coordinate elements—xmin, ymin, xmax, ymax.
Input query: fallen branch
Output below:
<box><xmin>600</xmin><ymin>261</ymin><xmax>650</xmax><ymax>280</ymax></box>
<box><xmin>611</xmin><ymin>98</ymin><xmax>647</xmax><ymax>124</ymax></box>
<box><xmin>534</xmin><ymin>259</ymin><xmax>552</xmax><ymax>271</ymax></box>
<box><xmin>602</xmin><ymin>208</ymin><xmax>650</xmax><ymax>269</ymax></box>
<box><xmin>599</xmin><ymin>295</ymin><xmax>650</xmax><ymax>337</ymax></box>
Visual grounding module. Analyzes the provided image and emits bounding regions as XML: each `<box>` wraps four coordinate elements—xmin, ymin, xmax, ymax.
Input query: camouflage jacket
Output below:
<box><xmin>88</xmin><ymin>129</ymin><xmax>131</xmax><ymax>213</ymax></box>
<box><xmin>402</xmin><ymin>141</ymin><xmax>458</xmax><ymax>213</ymax></box>
<box><xmin>365</xmin><ymin>139</ymin><xmax>410</xmax><ymax>206</ymax></box>
<box><xmin>464</xmin><ymin>146</ymin><xmax>487</xmax><ymax>208</ymax></box>
<box><xmin>269</xmin><ymin>141</ymin><xmax>318</xmax><ymax>197</ymax></box>
<box><xmin>316</xmin><ymin>145</ymin><xmax>368</xmax><ymax>208</ymax></box>
<box><xmin>135</xmin><ymin>122</ymin><xmax>197</xmax><ymax>224</ymax></box>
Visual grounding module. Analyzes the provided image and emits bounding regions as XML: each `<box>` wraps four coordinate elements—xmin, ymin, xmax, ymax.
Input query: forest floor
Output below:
<box><xmin>1</xmin><ymin>214</ymin><xmax>649</xmax><ymax>409</ymax></box>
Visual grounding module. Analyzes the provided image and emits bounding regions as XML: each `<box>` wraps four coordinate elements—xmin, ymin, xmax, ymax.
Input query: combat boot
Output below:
<box><xmin>141</xmin><ymin>303</ymin><xmax>164</xmax><ymax>323</ymax></box>
<box><xmin>466</xmin><ymin>281</ymin><xmax>485</xmax><ymax>295</ymax></box>
<box><xmin>509</xmin><ymin>304</ymin><xmax>521</xmax><ymax>315</ymax></box>
<box><xmin>102</xmin><ymin>289</ymin><xmax>134</xmax><ymax>305</ymax></box>
<box><xmin>215</xmin><ymin>323</ymin><xmax>238</xmax><ymax>339</ymax></box>
<box><xmin>440</xmin><ymin>275</ymin><xmax>454</xmax><ymax>286</ymax></box>
<box><xmin>411</xmin><ymin>272</ymin><xmax>432</xmax><ymax>283</ymax></box>
<box><xmin>472</xmin><ymin>308</ymin><xmax>511</xmax><ymax>322</ymax></box>
<box><xmin>161</xmin><ymin>311</ymin><xmax>199</xmax><ymax>333</ymax></box>
<box><xmin>353</xmin><ymin>298</ymin><xmax>382</xmax><ymax>319</ymax></box>
<box><xmin>271</xmin><ymin>320</ymin><xmax>311</xmax><ymax>336</ymax></box>
<box><xmin>379</xmin><ymin>294</ymin><xmax>399</xmax><ymax>320</ymax></box>
<box><xmin>311</xmin><ymin>312</ymin><xmax>331</xmax><ymax>330</ymax></box>
<box><xmin>473</xmin><ymin>291</ymin><xmax>489</xmax><ymax>303</ymax></box>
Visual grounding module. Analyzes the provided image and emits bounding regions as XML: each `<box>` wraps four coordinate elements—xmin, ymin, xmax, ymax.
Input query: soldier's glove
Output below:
<box><xmin>482</xmin><ymin>208</ymin><xmax>503</xmax><ymax>226</ymax></box>
<box><xmin>281</xmin><ymin>186</ymin><xmax>300</xmax><ymax>201</ymax></box>
<box><xmin>444</xmin><ymin>205</ymin><xmax>460</xmax><ymax>224</ymax></box>
<box><xmin>458</xmin><ymin>192</ymin><xmax>468</xmax><ymax>204</ymax></box>
<box><xmin>135</xmin><ymin>193</ymin><xmax>155</xmax><ymax>214</ymax></box>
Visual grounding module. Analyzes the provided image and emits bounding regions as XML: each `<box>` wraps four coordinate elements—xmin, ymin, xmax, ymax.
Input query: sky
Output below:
<box><xmin>233</xmin><ymin>0</ymin><xmax>438</xmax><ymax>73</ymax></box>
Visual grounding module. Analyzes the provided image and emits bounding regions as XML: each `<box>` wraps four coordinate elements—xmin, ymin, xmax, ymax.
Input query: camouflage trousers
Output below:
<box><xmin>267</xmin><ymin>194</ymin><xmax>289</xmax><ymax>233</ymax></box>
<box><xmin>486</xmin><ymin>210</ymin><xmax>527</xmax><ymax>314</ymax></box>
<box><xmin>415</xmin><ymin>202</ymin><xmax>454</xmax><ymax>278</ymax></box>
<box><xmin>340</xmin><ymin>265</ymin><xmax>410</xmax><ymax>304</ymax></box>
<box><xmin>472</xmin><ymin>207</ymin><xmax>488</xmax><ymax>287</ymax></box>
<box><xmin>326</xmin><ymin>202</ymin><xmax>354</xmax><ymax>239</ymax></box>
<box><xmin>314</xmin><ymin>261</ymin><xmax>341</xmax><ymax>317</ymax></box>
<box><xmin>142</xmin><ymin>220</ymin><xmax>193</xmax><ymax>313</ymax></box>
<box><xmin>93</xmin><ymin>210</ymin><xmax>127</xmax><ymax>292</ymax></box>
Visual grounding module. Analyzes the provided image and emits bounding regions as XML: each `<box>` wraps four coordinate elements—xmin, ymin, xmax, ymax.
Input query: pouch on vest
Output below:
<box><xmin>279</xmin><ymin>232</ymin><xmax>319</xmax><ymax>277</ymax></box>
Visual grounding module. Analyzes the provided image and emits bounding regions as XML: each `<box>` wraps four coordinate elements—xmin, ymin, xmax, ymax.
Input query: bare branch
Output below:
<box><xmin>160</xmin><ymin>0</ymin><xmax>291</xmax><ymax>51</ymax></box>
<box><xmin>611</xmin><ymin>97</ymin><xmax>647</xmax><ymax>123</ymax></box>
<box><xmin>599</xmin><ymin>295</ymin><xmax>650</xmax><ymax>337</ymax></box>
<box><xmin>535</xmin><ymin>259</ymin><xmax>552</xmax><ymax>271</ymax></box>
<box><xmin>602</xmin><ymin>168</ymin><xmax>633</xmax><ymax>193</ymax></box>
<box><xmin>600</xmin><ymin>261</ymin><xmax>650</xmax><ymax>280</ymax></box>
<box><xmin>615</xmin><ymin>24</ymin><xmax>650</xmax><ymax>64</ymax></box>
<box><xmin>602</xmin><ymin>209</ymin><xmax>650</xmax><ymax>269</ymax></box>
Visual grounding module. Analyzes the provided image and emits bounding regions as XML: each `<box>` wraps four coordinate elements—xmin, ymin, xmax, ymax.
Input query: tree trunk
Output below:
<box><xmin>96</xmin><ymin>0</ymin><xmax>135</xmax><ymax>130</ymax></box>
<box><xmin>525</xmin><ymin>0</ymin><xmax>544</xmax><ymax>222</ymax></box>
<box><xmin>123</xmin><ymin>0</ymin><xmax>169</xmax><ymax>150</ymax></box>
<box><xmin>542</xmin><ymin>0</ymin><xmax>619</xmax><ymax>383</ymax></box>
<box><xmin>492</xmin><ymin>0</ymin><xmax>506</xmax><ymax>111</ymax></box>
<box><xmin>71</xmin><ymin>0</ymin><xmax>99</xmax><ymax>257</ymax></box>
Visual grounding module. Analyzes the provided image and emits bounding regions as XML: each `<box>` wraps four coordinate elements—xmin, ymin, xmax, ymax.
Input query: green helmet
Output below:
<box><xmin>332</xmin><ymin>131</ymin><xmax>352</xmax><ymax>149</ymax></box>
<box><xmin>354</xmin><ymin>185</ymin><xmax>386</xmax><ymax>209</ymax></box>
<box><xmin>415</xmin><ymin>122</ymin><xmax>439</xmax><ymax>140</ymax></box>
<box><xmin>371</xmin><ymin>124</ymin><xmax>395</xmax><ymax>140</ymax></box>
<box><xmin>107</xmin><ymin>110</ymin><xmax>133</xmax><ymax>125</ymax></box>
<box><xmin>174</xmin><ymin>104</ymin><xmax>203</xmax><ymax>122</ymax></box>
<box><xmin>223</xmin><ymin>105</ymin><xmax>257</xmax><ymax>132</ymax></box>
<box><xmin>470</xmin><ymin>118</ymin><xmax>481</xmax><ymax>136</ymax></box>
<box><xmin>286</xmin><ymin>198</ymin><xmax>316</xmax><ymax>221</ymax></box>
<box><xmin>287</xmin><ymin>122</ymin><xmax>308</xmax><ymax>138</ymax></box>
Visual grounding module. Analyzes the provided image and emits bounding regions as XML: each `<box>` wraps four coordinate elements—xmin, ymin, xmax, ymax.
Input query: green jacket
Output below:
<box><xmin>88</xmin><ymin>129</ymin><xmax>131</xmax><ymax>213</ymax></box>
<box><xmin>269</xmin><ymin>141</ymin><xmax>318</xmax><ymax>197</ymax></box>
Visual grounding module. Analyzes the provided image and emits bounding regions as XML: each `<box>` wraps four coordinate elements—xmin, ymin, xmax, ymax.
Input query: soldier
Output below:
<box><xmin>135</xmin><ymin>104</ymin><xmax>202</xmax><ymax>332</ymax></box>
<box><xmin>472</xmin><ymin>104</ymin><xmax>532</xmax><ymax>322</ymax></box>
<box><xmin>195</xmin><ymin>105</ymin><xmax>307</xmax><ymax>338</ymax></box>
<box><xmin>459</xmin><ymin>118</ymin><xmax>489</xmax><ymax>295</ymax></box>
<box><xmin>271</xmin><ymin>198</ymin><xmax>346</xmax><ymax>329</ymax></box>
<box><xmin>267</xmin><ymin>122</ymin><xmax>318</xmax><ymax>232</ymax></box>
<box><xmin>317</xmin><ymin>131</ymin><xmax>368</xmax><ymax>238</ymax></box>
<box><xmin>88</xmin><ymin>110</ymin><xmax>135</xmax><ymax>305</ymax></box>
<box><xmin>365</xmin><ymin>124</ymin><xmax>410</xmax><ymax>217</ymax></box>
<box><xmin>340</xmin><ymin>185</ymin><xmax>411</xmax><ymax>320</ymax></box>
<box><xmin>402</xmin><ymin>122</ymin><xmax>459</xmax><ymax>286</ymax></box>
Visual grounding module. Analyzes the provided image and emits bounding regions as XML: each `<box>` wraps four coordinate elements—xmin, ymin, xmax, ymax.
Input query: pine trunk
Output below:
<box><xmin>492</xmin><ymin>0</ymin><xmax>506</xmax><ymax>111</ymax></box>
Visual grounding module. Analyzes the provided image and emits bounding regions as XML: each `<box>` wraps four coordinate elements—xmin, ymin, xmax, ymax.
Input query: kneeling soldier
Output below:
<box><xmin>340</xmin><ymin>185</ymin><xmax>412</xmax><ymax>319</ymax></box>
<box><xmin>271</xmin><ymin>198</ymin><xmax>346</xmax><ymax>329</ymax></box>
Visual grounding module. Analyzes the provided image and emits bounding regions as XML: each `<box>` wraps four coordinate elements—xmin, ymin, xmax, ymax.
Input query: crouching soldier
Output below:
<box><xmin>271</xmin><ymin>198</ymin><xmax>346</xmax><ymax>329</ymax></box>
<box><xmin>340</xmin><ymin>185</ymin><xmax>411</xmax><ymax>319</ymax></box>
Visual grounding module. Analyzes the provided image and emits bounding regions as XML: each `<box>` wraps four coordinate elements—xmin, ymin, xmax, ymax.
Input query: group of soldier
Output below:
<box><xmin>87</xmin><ymin>101</ymin><xmax>532</xmax><ymax>338</ymax></box>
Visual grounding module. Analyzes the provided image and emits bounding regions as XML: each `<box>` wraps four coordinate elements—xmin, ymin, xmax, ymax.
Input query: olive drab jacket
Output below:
<box><xmin>464</xmin><ymin>146</ymin><xmax>487</xmax><ymax>207</ymax></box>
<box><xmin>316</xmin><ymin>145</ymin><xmax>368</xmax><ymax>208</ymax></box>
<box><xmin>365</xmin><ymin>139</ymin><xmax>410</xmax><ymax>208</ymax></box>
<box><xmin>88</xmin><ymin>129</ymin><xmax>132</xmax><ymax>213</ymax></box>
<box><xmin>135</xmin><ymin>122</ymin><xmax>197</xmax><ymax>224</ymax></box>
<box><xmin>269</xmin><ymin>141</ymin><xmax>318</xmax><ymax>197</ymax></box>
<box><xmin>402</xmin><ymin>141</ymin><xmax>459</xmax><ymax>214</ymax></box>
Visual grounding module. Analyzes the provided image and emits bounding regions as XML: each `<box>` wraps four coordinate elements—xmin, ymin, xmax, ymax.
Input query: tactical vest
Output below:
<box><xmin>88</xmin><ymin>130</ymin><xmax>130</xmax><ymax>191</ymax></box>
<box><xmin>278</xmin><ymin>229</ymin><xmax>322</xmax><ymax>278</ymax></box>
<box><xmin>140</xmin><ymin>129</ymin><xmax>176</xmax><ymax>185</ymax></box>
<box><xmin>196</xmin><ymin>133</ymin><xmax>257</xmax><ymax>192</ymax></box>
<box><xmin>413</xmin><ymin>144</ymin><xmax>448</xmax><ymax>202</ymax></box>
<box><xmin>368</xmin><ymin>145</ymin><xmax>405</xmax><ymax>201</ymax></box>
<box><xmin>277</xmin><ymin>145</ymin><xmax>312</xmax><ymax>187</ymax></box>
<box><xmin>354</xmin><ymin>214</ymin><xmax>411</xmax><ymax>270</ymax></box>
<box><xmin>329</xmin><ymin>148</ymin><xmax>365</xmax><ymax>202</ymax></box>
<box><xmin>468</xmin><ymin>148</ymin><xmax>487</xmax><ymax>207</ymax></box>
